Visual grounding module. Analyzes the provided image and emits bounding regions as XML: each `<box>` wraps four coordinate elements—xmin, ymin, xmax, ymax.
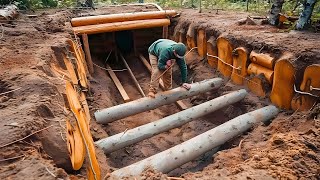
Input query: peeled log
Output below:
<box><xmin>71</xmin><ymin>10</ymin><xmax>177</xmax><ymax>27</ymax></box>
<box><xmin>186</xmin><ymin>24</ymin><xmax>197</xmax><ymax>49</ymax></box>
<box><xmin>94</xmin><ymin>78</ymin><xmax>223</xmax><ymax>124</ymax></box>
<box><xmin>291</xmin><ymin>64</ymin><xmax>320</xmax><ymax>111</ymax></box>
<box><xmin>250</xmin><ymin>51</ymin><xmax>275</xmax><ymax>69</ymax></box>
<box><xmin>247</xmin><ymin>63</ymin><xmax>274</xmax><ymax>84</ymax></box>
<box><xmin>206</xmin><ymin>36</ymin><xmax>218</xmax><ymax>68</ymax></box>
<box><xmin>217</xmin><ymin>36</ymin><xmax>234</xmax><ymax>77</ymax></box>
<box><xmin>270</xmin><ymin>57</ymin><xmax>295</xmax><ymax>109</ymax></box>
<box><xmin>73</xmin><ymin>19</ymin><xmax>170</xmax><ymax>35</ymax></box>
<box><xmin>110</xmin><ymin>105</ymin><xmax>279</xmax><ymax>178</ymax></box>
<box><xmin>197</xmin><ymin>29</ymin><xmax>207</xmax><ymax>58</ymax></box>
<box><xmin>96</xmin><ymin>89</ymin><xmax>248</xmax><ymax>154</ymax></box>
<box><xmin>231</xmin><ymin>47</ymin><xmax>248</xmax><ymax>85</ymax></box>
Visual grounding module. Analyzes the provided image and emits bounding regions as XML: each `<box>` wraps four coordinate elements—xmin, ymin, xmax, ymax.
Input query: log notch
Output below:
<box><xmin>186</xmin><ymin>24</ymin><xmax>197</xmax><ymax>50</ymax></box>
<box><xmin>71</xmin><ymin>10</ymin><xmax>177</xmax><ymax>27</ymax></box>
<box><xmin>247</xmin><ymin>63</ymin><xmax>274</xmax><ymax>84</ymax></box>
<box><xmin>291</xmin><ymin>64</ymin><xmax>320</xmax><ymax>111</ymax></box>
<box><xmin>73</xmin><ymin>19</ymin><xmax>170</xmax><ymax>35</ymax></box>
<box><xmin>94</xmin><ymin>78</ymin><xmax>223</xmax><ymax>124</ymax></box>
<box><xmin>270</xmin><ymin>54</ymin><xmax>295</xmax><ymax>109</ymax></box>
<box><xmin>217</xmin><ymin>36</ymin><xmax>234</xmax><ymax>77</ymax></box>
<box><xmin>96</xmin><ymin>89</ymin><xmax>248</xmax><ymax>154</ymax></box>
<box><xmin>231</xmin><ymin>47</ymin><xmax>248</xmax><ymax>85</ymax></box>
<box><xmin>250</xmin><ymin>51</ymin><xmax>275</xmax><ymax>69</ymax></box>
<box><xmin>206</xmin><ymin>36</ymin><xmax>218</xmax><ymax>68</ymax></box>
<box><xmin>197</xmin><ymin>28</ymin><xmax>207</xmax><ymax>58</ymax></box>
<box><xmin>110</xmin><ymin>105</ymin><xmax>279</xmax><ymax>178</ymax></box>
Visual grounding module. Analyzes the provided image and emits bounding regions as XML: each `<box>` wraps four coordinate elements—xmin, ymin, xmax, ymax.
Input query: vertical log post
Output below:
<box><xmin>82</xmin><ymin>34</ymin><xmax>94</xmax><ymax>74</ymax></box>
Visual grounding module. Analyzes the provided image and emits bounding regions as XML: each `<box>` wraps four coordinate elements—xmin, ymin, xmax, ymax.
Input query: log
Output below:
<box><xmin>0</xmin><ymin>5</ymin><xmax>18</xmax><ymax>20</ymax></box>
<box><xmin>73</xmin><ymin>19</ymin><xmax>170</xmax><ymax>35</ymax></box>
<box><xmin>71</xmin><ymin>10</ymin><xmax>177</xmax><ymax>27</ymax></box>
<box><xmin>291</xmin><ymin>64</ymin><xmax>320</xmax><ymax>111</ymax></box>
<box><xmin>186</xmin><ymin>24</ymin><xmax>197</xmax><ymax>50</ymax></box>
<box><xmin>105</xmin><ymin>64</ymin><xmax>131</xmax><ymax>102</ymax></box>
<box><xmin>163</xmin><ymin>26</ymin><xmax>168</xmax><ymax>39</ymax></box>
<box><xmin>247</xmin><ymin>75</ymin><xmax>270</xmax><ymax>97</ymax></box>
<box><xmin>217</xmin><ymin>36</ymin><xmax>234</xmax><ymax>77</ymax></box>
<box><xmin>82</xmin><ymin>34</ymin><xmax>94</xmax><ymax>74</ymax></box>
<box><xmin>197</xmin><ymin>29</ymin><xmax>207</xmax><ymax>58</ymax></box>
<box><xmin>270</xmin><ymin>56</ymin><xmax>295</xmax><ymax>110</ymax></box>
<box><xmin>206</xmin><ymin>36</ymin><xmax>218</xmax><ymax>68</ymax></box>
<box><xmin>231</xmin><ymin>47</ymin><xmax>248</xmax><ymax>85</ymax></box>
<box><xmin>249</xmin><ymin>51</ymin><xmax>275</xmax><ymax>69</ymax></box>
<box><xmin>94</xmin><ymin>78</ymin><xmax>223</xmax><ymax>124</ymax></box>
<box><xmin>119</xmin><ymin>53</ymin><xmax>146</xmax><ymax>97</ymax></box>
<box><xmin>96</xmin><ymin>89</ymin><xmax>248</xmax><ymax>154</ymax></box>
<box><xmin>110</xmin><ymin>105</ymin><xmax>279</xmax><ymax>178</ymax></box>
<box><xmin>138</xmin><ymin>53</ymin><xmax>188</xmax><ymax>110</ymax></box>
<box><xmin>247</xmin><ymin>63</ymin><xmax>274</xmax><ymax>84</ymax></box>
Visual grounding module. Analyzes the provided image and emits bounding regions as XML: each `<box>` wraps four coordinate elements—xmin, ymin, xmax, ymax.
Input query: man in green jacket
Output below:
<box><xmin>148</xmin><ymin>39</ymin><xmax>191</xmax><ymax>98</ymax></box>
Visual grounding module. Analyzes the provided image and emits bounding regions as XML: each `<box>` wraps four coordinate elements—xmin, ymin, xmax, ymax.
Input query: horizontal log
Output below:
<box><xmin>247</xmin><ymin>63</ymin><xmax>274</xmax><ymax>84</ymax></box>
<box><xmin>110</xmin><ymin>105</ymin><xmax>279</xmax><ymax>178</ymax></box>
<box><xmin>249</xmin><ymin>51</ymin><xmax>275</xmax><ymax>69</ymax></box>
<box><xmin>94</xmin><ymin>78</ymin><xmax>223</xmax><ymax>124</ymax></box>
<box><xmin>73</xmin><ymin>19</ymin><xmax>170</xmax><ymax>35</ymax></box>
<box><xmin>71</xmin><ymin>10</ymin><xmax>177</xmax><ymax>27</ymax></box>
<box><xmin>95</xmin><ymin>89</ymin><xmax>248</xmax><ymax>154</ymax></box>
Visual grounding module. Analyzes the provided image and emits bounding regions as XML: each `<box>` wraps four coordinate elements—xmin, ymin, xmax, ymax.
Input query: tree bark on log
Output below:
<box><xmin>94</xmin><ymin>78</ymin><xmax>223</xmax><ymax>124</ymax></box>
<box><xmin>110</xmin><ymin>105</ymin><xmax>279</xmax><ymax>178</ymax></box>
<box><xmin>96</xmin><ymin>89</ymin><xmax>248</xmax><ymax>154</ymax></box>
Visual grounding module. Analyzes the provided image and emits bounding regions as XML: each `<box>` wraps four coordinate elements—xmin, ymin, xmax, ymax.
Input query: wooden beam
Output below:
<box><xmin>138</xmin><ymin>53</ymin><xmax>188</xmax><ymax>110</ymax></box>
<box><xmin>119</xmin><ymin>53</ymin><xmax>146</xmax><ymax>97</ymax></box>
<box><xmin>106</xmin><ymin>64</ymin><xmax>131</xmax><ymax>102</ymax></box>
<box><xmin>81</xmin><ymin>34</ymin><xmax>94</xmax><ymax>74</ymax></box>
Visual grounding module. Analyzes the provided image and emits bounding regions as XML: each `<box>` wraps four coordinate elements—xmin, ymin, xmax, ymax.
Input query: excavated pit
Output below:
<box><xmin>0</xmin><ymin>5</ymin><xmax>319</xmax><ymax>180</ymax></box>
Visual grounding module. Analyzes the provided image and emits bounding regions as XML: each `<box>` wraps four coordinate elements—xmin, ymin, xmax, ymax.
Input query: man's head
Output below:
<box><xmin>173</xmin><ymin>43</ymin><xmax>187</xmax><ymax>59</ymax></box>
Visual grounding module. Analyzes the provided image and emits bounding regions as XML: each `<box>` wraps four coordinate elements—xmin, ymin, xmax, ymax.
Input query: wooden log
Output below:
<box><xmin>217</xmin><ymin>36</ymin><xmax>234</xmax><ymax>77</ymax></box>
<box><xmin>66</xmin><ymin>39</ymin><xmax>90</xmax><ymax>78</ymax></box>
<box><xmin>82</xmin><ymin>34</ymin><xmax>94</xmax><ymax>74</ymax></box>
<box><xmin>249</xmin><ymin>51</ymin><xmax>275</xmax><ymax>69</ymax></box>
<box><xmin>186</xmin><ymin>24</ymin><xmax>197</xmax><ymax>50</ymax></box>
<box><xmin>110</xmin><ymin>105</ymin><xmax>279</xmax><ymax>178</ymax></box>
<box><xmin>291</xmin><ymin>64</ymin><xmax>320</xmax><ymax>111</ymax></box>
<box><xmin>206</xmin><ymin>36</ymin><xmax>218</xmax><ymax>68</ymax></box>
<box><xmin>270</xmin><ymin>56</ymin><xmax>295</xmax><ymax>110</ymax></box>
<box><xmin>73</xmin><ymin>19</ymin><xmax>170</xmax><ymax>35</ymax></box>
<box><xmin>71</xmin><ymin>10</ymin><xmax>177</xmax><ymax>27</ymax></box>
<box><xmin>119</xmin><ymin>53</ymin><xmax>145</xmax><ymax>97</ymax></box>
<box><xmin>231</xmin><ymin>47</ymin><xmax>248</xmax><ymax>85</ymax></box>
<box><xmin>65</xmin><ymin>81</ymin><xmax>101</xmax><ymax>179</ymax></box>
<box><xmin>197</xmin><ymin>29</ymin><xmax>207</xmax><ymax>58</ymax></box>
<box><xmin>94</xmin><ymin>78</ymin><xmax>223</xmax><ymax>124</ymax></box>
<box><xmin>96</xmin><ymin>89</ymin><xmax>248</xmax><ymax>154</ymax></box>
<box><xmin>105</xmin><ymin>64</ymin><xmax>131</xmax><ymax>102</ymax></box>
<box><xmin>247</xmin><ymin>63</ymin><xmax>274</xmax><ymax>84</ymax></box>
<box><xmin>247</xmin><ymin>75</ymin><xmax>270</xmax><ymax>97</ymax></box>
<box><xmin>138</xmin><ymin>54</ymin><xmax>188</xmax><ymax>110</ymax></box>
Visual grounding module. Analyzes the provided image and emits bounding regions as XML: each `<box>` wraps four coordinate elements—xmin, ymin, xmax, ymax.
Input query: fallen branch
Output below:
<box><xmin>0</xmin><ymin>154</ymin><xmax>25</xmax><ymax>162</ymax></box>
<box><xmin>0</xmin><ymin>125</ymin><xmax>54</xmax><ymax>148</ymax></box>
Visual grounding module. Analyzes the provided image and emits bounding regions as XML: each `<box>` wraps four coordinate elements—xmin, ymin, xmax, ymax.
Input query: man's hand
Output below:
<box><xmin>181</xmin><ymin>83</ymin><xmax>191</xmax><ymax>90</ymax></box>
<box><xmin>165</xmin><ymin>60</ymin><xmax>172</xmax><ymax>69</ymax></box>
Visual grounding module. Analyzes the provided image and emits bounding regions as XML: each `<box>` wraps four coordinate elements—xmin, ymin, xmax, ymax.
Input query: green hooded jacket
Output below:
<box><xmin>148</xmin><ymin>39</ymin><xmax>188</xmax><ymax>83</ymax></box>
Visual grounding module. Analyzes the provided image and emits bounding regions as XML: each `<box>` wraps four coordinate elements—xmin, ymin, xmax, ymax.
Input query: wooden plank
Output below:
<box><xmin>106</xmin><ymin>64</ymin><xmax>131</xmax><ymax>102</ymax></box>
<box><xmin>137</xmin><ymin>53</ymin><xmax>188</xmax><ymax>110</ymax></box>
<box><xmin>81</xmin><ymin>34</ymin><xmax>94</xmax><ymax>74</ymax></box>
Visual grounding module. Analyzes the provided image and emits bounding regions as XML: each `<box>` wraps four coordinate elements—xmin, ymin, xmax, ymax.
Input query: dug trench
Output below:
<box><xmin>0</xmin><ymin>6</ymin><xmax>319</xmax><ymax>180</ymax></box>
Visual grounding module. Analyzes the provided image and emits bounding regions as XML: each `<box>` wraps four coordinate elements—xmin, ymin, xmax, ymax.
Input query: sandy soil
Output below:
<box><xmin>0</xmin><ymin>5</ymin><xmax>319</xmax><ymax>180</ymax></box>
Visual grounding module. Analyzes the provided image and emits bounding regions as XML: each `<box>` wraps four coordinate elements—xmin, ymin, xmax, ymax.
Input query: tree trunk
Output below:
<box><xmin>296</xmin><ymin>0</ymin><xmax>317</xmax><ymax>30</ymax></box>
<box><xmin>94</xmin><ymin>78</ymin><xmax>223</xmax><ymax>124</ymax></box>
<box><xmin>110</xmin><ymin>105</ymin><xmax>279</xmax><ymax>178</ymax></box>
<box><xmin>96</xmin><ymin>89</ymin><xmax>248</xmax><ymax>154</ymax></box>
<box><xmin>268</xmin><ymin>0</ymin><xmax>284</xmax><ymax>26</ymax></box>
